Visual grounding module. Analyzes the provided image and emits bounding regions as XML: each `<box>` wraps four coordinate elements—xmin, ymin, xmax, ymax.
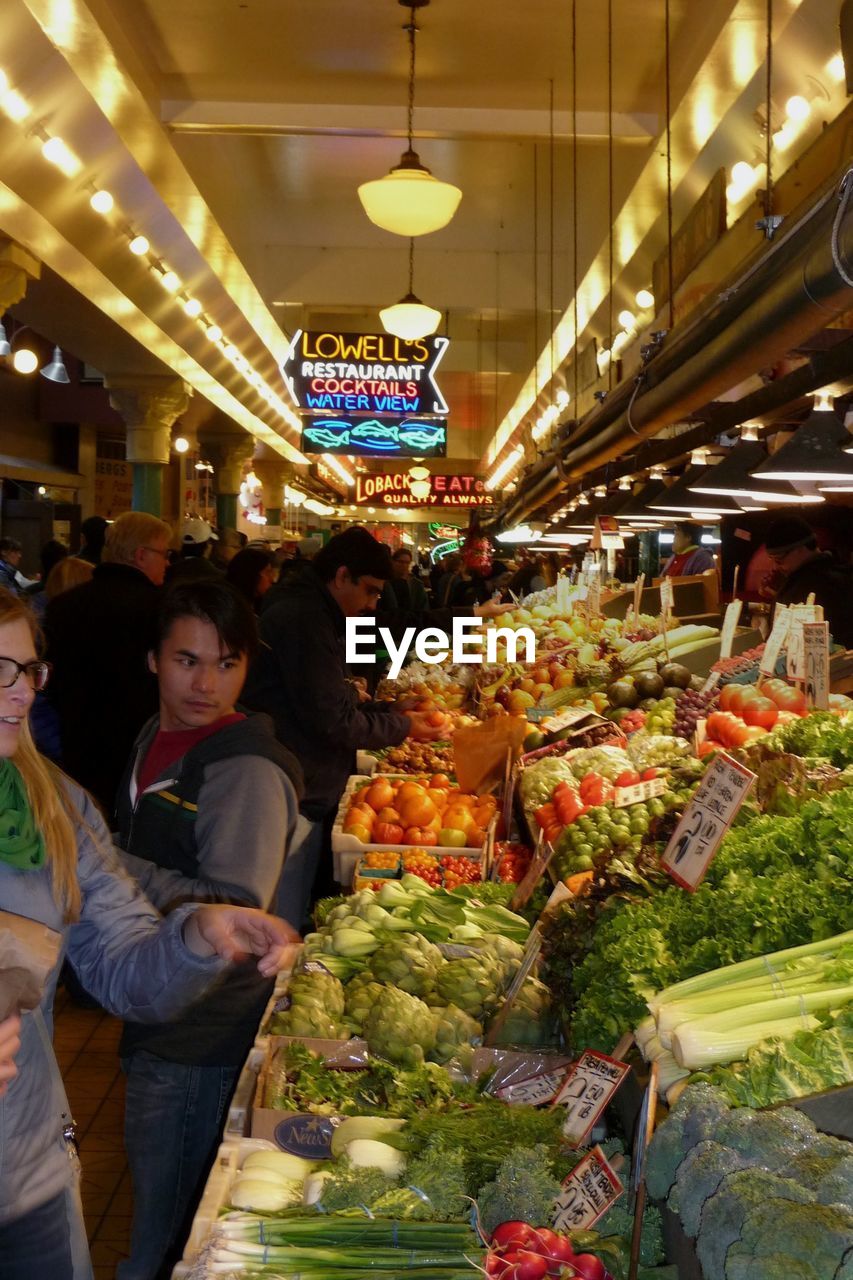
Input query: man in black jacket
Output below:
<box><xmin>766</xmin><ymin>517</ymin><xmax>853</xmax><ymax>649</ymax></box>
<box><xmin>44</xmin><ymin>510</ymin><xmax>173</xmax><ymax>813</ymax></box>
<box><xmin>242</xmin><ymin>527</ymin><xmax>508</xmax><ymax>924</ymax></box>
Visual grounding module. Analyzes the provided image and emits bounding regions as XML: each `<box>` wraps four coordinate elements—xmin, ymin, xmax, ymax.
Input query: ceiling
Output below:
<box><xmin>0</xmin><ymin>0</ymin><xmax>849</xmax><ymax>496</ymax></box>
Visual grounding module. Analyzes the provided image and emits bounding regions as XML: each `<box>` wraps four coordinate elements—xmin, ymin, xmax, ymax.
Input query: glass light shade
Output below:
<box><xmin>12</xmin><ymin>348</ymin><xmax>38</xmax><ymax>374</ymax></box>
<box><xmin>359</xmin><ymin>156</ymin><xmax>462</xmax><ymax>237</ymax></box>
<box><xmin>40</xmin><ymin>347</ymin><xmax>70</xmax><ymax>384</ymax></box>
<box><xmin>409</xmin><ymin>479</ymin><xmax>431</xmax><ymax>500</ymax></box>
<box><xmin>751</xmin><ymin>408</ymin><xmax>853</xmax><ymax>484</ymax></box>
<box><xmin>380</xmin><ymin>294</ymin><xmax>441</xmax><ymax>340</ymax></box>
<box><xmin>408</xmin><ymin>465</ymin><xmax>430</xmax><ymax>481</ymax></box>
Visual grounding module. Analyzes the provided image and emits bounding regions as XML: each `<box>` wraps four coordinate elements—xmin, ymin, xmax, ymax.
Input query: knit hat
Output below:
<box><xmin>764</xmin><ymin>516</ymin><xmax>817</xmax><ymax>558</ymax></box>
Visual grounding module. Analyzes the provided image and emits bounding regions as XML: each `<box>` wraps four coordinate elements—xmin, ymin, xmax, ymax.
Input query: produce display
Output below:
<box><xmin>181</xmin><ymin>583</ymin><xmax>853</xmax><ymax>1280</ymax></box>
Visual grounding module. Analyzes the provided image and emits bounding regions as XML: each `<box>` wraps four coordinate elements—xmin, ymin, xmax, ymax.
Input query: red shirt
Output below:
<box><xmin>137</xmin><ymin>713</ymin><xmax>246</xmax><ymax>795</ymax></box>
<box><xmin>663</xmin><ymin>550</ymin><xmax>694</xmax><ymax>578</ymax></box>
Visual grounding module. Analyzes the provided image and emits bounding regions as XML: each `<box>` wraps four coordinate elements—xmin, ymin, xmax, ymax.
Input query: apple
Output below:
<box><xmin>438</xmin><ymin>827</ymin><xmax>467</xmax><ymax>848</ymax></box>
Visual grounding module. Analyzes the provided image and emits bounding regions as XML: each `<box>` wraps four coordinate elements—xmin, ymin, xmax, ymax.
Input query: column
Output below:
<box><xmin>204</xmin><ymin>436</ymin><xmax>252</xmax><ymax>532</ymax></box>
<box><xmin>251</xmin><ymin>444</ymin><xmax>293</xmax><ymax>529</ymax></box>
<box><xmin>106</xmin><ymin>377</ymin><xmax>191</xmax><ymax>517</ymax></box>
<box><xmin>0</xmin><ymin>240</ymin><xmax>41</xmax><ymax>310</ymax></box>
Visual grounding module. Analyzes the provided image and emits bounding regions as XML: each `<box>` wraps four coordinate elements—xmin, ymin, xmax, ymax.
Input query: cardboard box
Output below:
<box><xmin>251</xmin><ymin>1035</ymin><xmax>368</xmax><ymax>1154</ymax></box>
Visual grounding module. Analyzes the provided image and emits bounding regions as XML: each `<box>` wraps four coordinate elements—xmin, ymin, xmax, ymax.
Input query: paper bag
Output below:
<box><xmin>0</xmin><ymin>909</ymin><xmax>62</xmax><ymax>1020</ymax></box>
<box><xmin>452</xmin><ymin>717</ymin><xmax>528</xmax><ymax>795</ymax></box>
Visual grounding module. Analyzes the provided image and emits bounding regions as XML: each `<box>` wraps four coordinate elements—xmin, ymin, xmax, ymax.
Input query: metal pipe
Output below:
<box><xmin>497</xmin><ymin>165</ymin><xmax>853</xmax><ymax>527</ymax></box>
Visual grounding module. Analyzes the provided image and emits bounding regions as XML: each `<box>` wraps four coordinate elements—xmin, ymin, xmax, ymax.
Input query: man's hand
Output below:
<box><xmin>405</xmin><ymin>709</ymin><xmax>451</xmax><ymax>742</ymax></box>
<box><xmin>474</xmin><ymin>598</ymin><xmax>515</xmax><ymax>619</ymax></box>
<box><xmin>0</xmin><ymin>1012</ymin><xmax>21</xmax><ymax>1098</ymax></box>
<box><xmin>184</xmin><ymin>907</ymin><xmax>301</xmax><ymax>977</ymax></box>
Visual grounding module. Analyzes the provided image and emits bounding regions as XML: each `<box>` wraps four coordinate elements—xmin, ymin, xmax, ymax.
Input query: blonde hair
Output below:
<box><xmin>103</xmin><ymin>512</ymin><xmax>172</xmax><ymax>567</ymax></box>
<box><xmin>44</xmin><ymin>556</ymin><xmax>94</xmax><ymax>601</ymax></box>
<box><xmin>0</xmin><ymin>591</ymin><xmax>81</xmax><ymax>920</ymax></box>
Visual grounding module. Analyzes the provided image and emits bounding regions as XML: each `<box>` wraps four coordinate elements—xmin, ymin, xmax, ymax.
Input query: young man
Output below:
<box><xmin>113</xmin><ymin>579</ymin><xmax>303</xmax><ymax>1280</ymax></box>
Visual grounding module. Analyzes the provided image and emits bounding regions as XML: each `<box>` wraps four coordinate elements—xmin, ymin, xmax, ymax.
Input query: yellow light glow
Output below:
<box><xmin>358</xmin><ymin>167</ymin><xmax>462</xmax><ymax>237</ymax></box>
<box><xmin>41</xmin><ymin>136</ymin><xmax>82</xmax><ymax>177</ymax></box>
<box><xmin>0</xmin><ymin>88</ymin><xmax>30</xmax><ymax>122</ymax></box>
<box><xmin>89</xmin><ymin>189</ymin><xmax>113</xmax><ymax>214</ymax></box>
<box><xmin>826</xmin><ymin>54</ymin><xmax>846</xmax><ymax>84</ymax></box>
<box><xmin>617</xmin><ymin>309</ymin><xmax>635</xmax><ymax>330</ymax></box>
<box><xmin>635</xmin><ymin>288</ymin><xmax>655</xmax><ymax>310</ymax></box>
<box><xmin>13</xmin><ymin>348</ymin><xmax>38</xmax><ymax>374</ymax></box>
<box><xmin>183</xmin><ymin>297</ymin><xmax>202</xmax><ymax>318</ymax></box>
<box><xmin>785</xmin><ymin>95</ymin><xmax>811</xmax><ymax>123</ymax></box>
<box><xmin>129</xmin><ymin>234</ymin><xmax>149</xmax><ymax>256</ymax></box>
<box><xmin>731</xmin><ymin>161</ymin><xmax>755</xmax><ymax>186</ymax></box>
<box><xmin>206</xmin><ymin>324</ymin><xmax>223</xmax><ymax>343</ymax></box>
<box><xmin>173</xmin><ymin>436</ymin><xmax>190</xmax><ymax>453</ymax></box>
<box><xmin>160</xmin><ymin>270</ymin><xmax>180</xmax><ymax>292</ymax></box>
<box><xmin>380</xmin><ymin>299</ymin><xmax>441</xmax><ymax>341</ymax></box>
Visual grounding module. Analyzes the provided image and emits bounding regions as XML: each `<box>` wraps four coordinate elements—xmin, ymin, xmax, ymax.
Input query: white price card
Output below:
<box><xmin>803</xmin><ymin>621</ymin><xmax>830</xmax><ymax>711</ymax></box>
<box><xmin>302</xmin><ymin>959</ymin><xmax>334</xmax><ymax>977</ymax></box>
<box><xmin>612</xmin><ymin>776</ymin><xmax>667</xmax><ymax>808</ymax></box>
<box><xmin>701</xmin><ymin>670</ymin><xmax>721</xmax><ymax>695</ymax></box>
<box><xmin>496</xmin><ymin>1069</ymin><xmax>565</xmax><ymax>1107</ymax></box>
<box><xmin>693</xmin><ymin>717</ymin><xmax>707</xmax><ymax>755</ymax></box>
<box><xmin>553</xmin><ymin>1145</ymin><xmax>624</xmax><ymax>1232</ymax></box>
<box><xmin>587</xmin><ymin>572</ymin><xmax>602</xmax><ymax>617</ymax></box>
<box><xmin>661</xmin><ymin>751</ymin><xmax>756</xmax><ymax>891</ymax></box>
<box><xmin>554</xmin><ymin>1051</ymin><xmax>630</xmax><ymax>1147</ymax></box>
<box><xmin>760</xmin><ymin>604</ymin><xmax>790</xmax><ymax>675</ymax></box>
<box><xmin>719</xmin><ymin>600</ymin><xmax>742</xmax><ymax>661</ymax></box>
<box><xmin>786</xmin><ymin>604</ymin><xmax>822</xmax><ymax>682</ymax></box>
<box><xmin>659</xmin><ymin>576</ymin><xmax>673</xmax><ymax>622</ymax></box>
<box><xmin>633</xmin><ymin>574</ymin><xmax>645</xmax><ymax>621</ymax></box>
<box><xmin>538</xmin><ymin>705</ymin><xmax>595</xmax><ymax>735</ymax></box>
<box><xmin>556</xmin><ymin>574</ymin><xmax>572</xmax><ymax>614</ymax></box>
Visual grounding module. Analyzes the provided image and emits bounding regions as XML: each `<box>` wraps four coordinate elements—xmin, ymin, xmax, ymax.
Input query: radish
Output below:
<box><xmin>491</xmin><ymin>1223</ymin><xmax>540</xmax><ymax>1250</ymax></box>
<box><xmin>569</xmin><ymin>1255</ymin><xmax>611</xmax><ymax>1280</ymax></box>
<box><xmin>537</xmin><ymin>1235</ymin><xmax>577</xmax><ymax>1273</ymax></box>
<box><xmin>513</xmin><ymin>1251</ymin><xmax>549</xmax><ymax>1280</ymax></box>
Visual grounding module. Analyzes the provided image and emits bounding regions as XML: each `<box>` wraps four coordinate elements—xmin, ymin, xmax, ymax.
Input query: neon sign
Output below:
<box><xmin>355</xmin><ymin>473</ymin><xmax>493</xmax><ymax>508</ymax></box>
<box><xmin>281</xmin><ymin>330</ymin><xmax>449</xmax><ymax>416</ymax></box>
<box><xmin>428</xmin><ymin>521</ymin><xmax>462</xmax><ymax>540</ymax></box>
<box><xmin>301</xmin><ymin>416</ymin><xmax>447</xmax><ymax>458</ymax></box>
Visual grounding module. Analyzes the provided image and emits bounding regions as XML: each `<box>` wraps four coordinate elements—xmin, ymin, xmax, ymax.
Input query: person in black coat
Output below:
<box><xmin>766</xmin><ymin>516</ymin><xmax>853</xmax><ymax>649</ymax></box>
<box><xmin>44</xmin><ymin>511</ymin><xmax>172</xmax><ymax>815</ymax></box>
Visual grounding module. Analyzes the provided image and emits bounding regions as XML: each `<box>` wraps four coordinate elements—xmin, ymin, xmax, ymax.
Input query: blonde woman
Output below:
<box><xmin>0</xmin><ymin>589</ymin><xmax>298</xmax><ymax>1279</ymax></box>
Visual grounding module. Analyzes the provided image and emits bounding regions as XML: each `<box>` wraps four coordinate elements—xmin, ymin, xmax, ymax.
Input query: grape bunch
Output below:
<box><xmin>644</xmin><ymin>696</ymin><xmax>677</xmax><ymax>734</ymax></box>
<box><xmin>673</xmin><ymin>687</ymin><xmax>720</xmax><ymax>739</ymax></box>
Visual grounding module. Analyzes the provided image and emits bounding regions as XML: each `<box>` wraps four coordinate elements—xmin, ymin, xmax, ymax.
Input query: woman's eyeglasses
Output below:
<box><xmin>0</xmin><ymin>658</ymin><xmax>52</xmax><ymax>690</ymax></box>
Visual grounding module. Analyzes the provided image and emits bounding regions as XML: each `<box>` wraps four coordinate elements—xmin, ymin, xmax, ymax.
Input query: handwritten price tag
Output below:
<box><xmin>554</xmin><ymin>1051</ymin><xmax>630</xmax><ymax>1147</ymax></box>
<box><xmin>496</xmin><ymin>1069</ymin><xmax>565</xmax><ymax>1106</ymax></box>
<box><xmin>659</xmin><ymin>576</ymin><xmax>673</xmax><ymax>622</ymax></box>
<box><xmin>719</xmin><ymin>600</ymin><xmax>742</xmax><ymax>660</ymax></box>
<box><xmin>803</xmin><ymin>621</ymin><xmax>830</xmax><ymax>710</ymax></box>
<box><xmin>302</xmin><ymin>959</ymin><xmax>334</xmax><ymax>977</ymax></box>
<box><xmin>701</xmin><ymin>670</ymin><xmax>721</xmax><ymax>695</ymax></box>
<box><xmin>612</xmin><ymin>777</ymin><xmax>667</xmax><ymax>808</ymax></box>
<box><xmin>633</xmin><ymin>574</ymin><xmax>645</xmax><ymax>620</ymax></box>
<box><xmin>587</xmin><ymin>573</ymin><xmax>602</xmax><ymax>617</ymax></box>
<box><xmin>661</xmin><ymin>752</ymin><xmax>755</xmax><ymax>891</ymax></box>
<box><xmin>553</xmin><ymin>1145</ymin><xmax>624</xmax><ymax>1232</ymax></box>
<box><xmin>556</xmin><ymin>575</ymin><xmax>572</xmax><ymax>614</ymax></box>
<box><xmin>760</xmin><ymin>605</ymin><xmax>790</xmax><ymax>676</ymax></box>
<box><xmin>786</xmin><ymin>604</ymin><xmax>822</xmax><ymax>682</ymax></box>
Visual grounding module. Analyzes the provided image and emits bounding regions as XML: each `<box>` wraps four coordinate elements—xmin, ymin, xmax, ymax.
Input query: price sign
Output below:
<box><xmin>496</xmin><ymin>1069</ymin><xmax>565</xmax><ymax>1106</ymax></box>
<box><xmin>803</xmin><ymin>621</ymin><xmax>830</xmax><ymax>710</ymax></box>
<box><xmin>538</xmin><ymin>705</ymin><xmax>595</xmax><ymax>735</ymax></box>
<box><xmin>661</xmin><ymin>751</ymin><xmax>755</xmax><ymax>890</ymax></box>
<box><xmin>587</xmin><ymin>572</ymin><xmax>602</xmax><ymax>617</ymax></box>
<box><xmin>659</xmin><ymin>576</ymin><xmax>673</xmax><ymax>623</ymax></box>
<box><xmin>438</xmin><ymin>943</ymin><xmax>480</xmax><ymax>959</ymax></box>
<box><xmin>701</xmin><ymin>670</ymin><xmax>721</xmax><ymax>695</ymax></box>
<box><xmin>554</xmin><ymin>1051</ymin><xmax>630</xmax><ymax>1147</ymax></box>
<box><xmin>786</xmin><ymin>604</ymin><xmax>823</xmax><ymax>682</ymax></box>
<box><xmin>612</xmin><ymin>777</ymin><xmax>667</xmax><ymax>807</ymax></box>
<box><xmin>633</xmin><ymin>574</ymin><xmax>645</xmax><ymax>621</ymax></box>
<box><xmin>553</xmin><ymin>1146</ymin><xmax>624</xmax><ymax>1232</ymax></box>
<box><xmin>719</xmin><ymin>600</ymin><xmax>742</xmax><ymax>660</ymax></box>
<box><xmin>556</xmin><ymin>575</ymin><xmax>572</xmax><ymax>614</ymax></box>
<box><xmin>692</xmin><ymin>717</ymin><xmax>707</xmax><ymax>755</ymax></box>
<box><xmin>760</xmin><ymin>605</ymin><xmax>790</xmax><ymax>676</ymax></box>
<box><xmin>302</xmin><ymin>959</ymin><xmax>334</xmax><ymax>977</ymax></box>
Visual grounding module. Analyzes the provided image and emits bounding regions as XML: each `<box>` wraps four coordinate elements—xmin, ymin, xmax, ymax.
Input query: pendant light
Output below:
<box><xmin>358</xmin><ymin>0</ymin><xmax>462</xmax><ymax>237</ymax></box>
<box><xmin>616</xmin><ymin>479</ymin><xmax>669</xmax><ymax>525</ymax></box>
<box><xmin>688</xmin><ymin>437</ymin><xmax>825</xmax><ymax>506</ymax></box>
<box><xmin>648</xmin><ymin>461</ymin><xmax>746</xmax><ymax>516</ymax></box>
<box><xmin>380</xmin><ymin>237</ymin><xmax>441</xmax><ymax>340</ymax></box>
<box><xmin>40</xmin><ymin>346</ymin><xmax>70</xmax><ymax>384</ymax></box>
<box><xmin>751</xmin><ymin>397</ymin><xmax>853</xmax><ymax>485</ymax></box>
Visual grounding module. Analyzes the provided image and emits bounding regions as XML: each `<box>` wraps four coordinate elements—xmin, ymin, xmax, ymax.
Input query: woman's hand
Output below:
<box><xmin>184</xmin><ymin>907</ymin><xmax>301</xmax><ymax>977</ymax></box>
<box><xmin>0</xmin><ymin>1013</ymin><xmax>21</xmax><ymax>1097</ymax></box>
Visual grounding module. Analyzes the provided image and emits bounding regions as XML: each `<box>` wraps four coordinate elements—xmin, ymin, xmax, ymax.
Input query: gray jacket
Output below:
<box><xmin>0</xmin><ymin>780</ymin><xmax>224</xmax><ymax>1226</ymax></box>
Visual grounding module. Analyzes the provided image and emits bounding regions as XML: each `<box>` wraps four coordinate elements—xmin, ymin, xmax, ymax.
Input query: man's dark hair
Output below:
<box><xmin>312</xmin><ymin>527</ymin><xmax>393</xmax><ymax>583</ymax></box>
<box><xmin>156</xmin><ymin>579</ymin><xmax>259</xmax><ymax>660</ymax></box>
<box><xmin>226</xmin><ymin>547</ymin><xmax>276</xmax><ymax>605</ymax></box>
<box><xmin>0</xmin><ymin>537</ymin><xmax>22</xmax><ymax>556</ymax></box>
<box><xmin>675</xmin><ymin>521</ymin><xmax>702</xmax><ymax>544</ymax></box>
<box><xmin>80</xmin><ymin>516</ymin><xmax>107</xmax><ymax>551</ymax></box>
<box><xmin>392</xmin><ymin>547</ymin><xmax>412</xmax><ymax>561</ymax></box>
<box><xmin>765</xmin><ymin>515</ymin><xmax>818</xmax><ymax>556</ymax></box>
<box><xmin>40</xmin><ymin>539</ymin><xmax>68</xmax><ymax>579</ymax></box>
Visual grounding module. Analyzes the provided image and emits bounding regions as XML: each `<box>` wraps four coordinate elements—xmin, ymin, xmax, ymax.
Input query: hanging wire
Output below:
<box><xmin>607</xmin><ymin>0</ymin><xmax>614</xmax><ymax>390</ymax></box>
<box><xmin>571</xmin><ymin>0</ymin><xmax>579</xmax><ymax>409</ymax></box>
<box><xmin>404</xmin><ymin>5</ymin><xmax>418</xmax><ymax>156</ymax></box>
<box><xmin>764</xmin><ymin>0</ymin><xmax>773</xmax><ymax>217</ymax></box>
<box><xmin>494</xmin><ymin>244</ymin><xmax>502</xmax><ymax>434</ymax></box>
<box><xmin>407</xmin><ymin>236</ymin><xmax>415</xmax><ymax>295</ymax></box>
<box><xmin>533</xmin><ymin>143</ymin><xmax>540</xmax><ymax>380</ymax></box>
<box><xmin>664</xmin><ymin>0</ymin><xmax>675</xmax><ymax>329</ymax></box>
<box><xmin>549</xmin><ymin>78</ymin><xmax>556</xmax><ymax>404</ymax></box>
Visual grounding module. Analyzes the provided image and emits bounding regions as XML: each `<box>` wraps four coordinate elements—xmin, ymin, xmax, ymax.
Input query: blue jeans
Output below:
<box><xmin>118</xmin><ymin>1052</ymin><xmax>238</xmax><ymax>1280</ymax></box>
<box><xmin>0</xmin><ymin>1189</ymin><xmax>82</xmax><ymax>1280</ymax></box>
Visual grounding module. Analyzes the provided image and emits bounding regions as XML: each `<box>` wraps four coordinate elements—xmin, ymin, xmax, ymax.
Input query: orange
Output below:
<box><xmin>430</xmin><ymin>773</ymin><xmax>452</xmax><ymax>789</ymax></box>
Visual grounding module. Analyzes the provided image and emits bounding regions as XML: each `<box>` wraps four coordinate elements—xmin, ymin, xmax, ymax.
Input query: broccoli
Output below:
<box><xmin>670</xmin><ymin>1140</ymin><xmax>747</xmax><ymax>1238</ymax></box>
<box><xmin>780</xmin><ymin>1151</ymin><xmax>853</xmax><ymax>1208</ymax></box>
<box><xmin>477</xmin><ymin>1144</ymin><xmax>563</xmax><ymax>1235</ymax></box>
<box><xmin>695</xmin><ymin>1169</ymin><xmax>816</xmax><ymax>1280</ymax></box>
<box><xmin>596</xmin><ymin>1200</ymin><xmax>665</xmax><ymax>1266</ymax></box>
<box><xmin>725</xmin><ymin>1251</ymin><xmax>825</xmax><ymax>1280</ymax></box>
<box><xmin>714</xmin><ymin>1105</ymin><xmax>819</xmax><ymax>1169</ymax></box>
<box><xmin>645</xmin><ymin>1084</ymin><xmax>730</xmax><ymax>1200</ymax></box>
<box><xmin>317</xmin><ymin>1158</ymin><xmax>394</xmax><ymax>1213</ymax></box>
<box><xmin>725</xmin><ymin>1200</ymin><xmax>853</xmax><ymax>1280</ymax></box>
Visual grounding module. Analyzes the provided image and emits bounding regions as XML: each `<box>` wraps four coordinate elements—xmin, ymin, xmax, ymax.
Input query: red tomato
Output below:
<box><xmin>641</xmin><ymin>768</ymin><xmax>658</xmax><ymax>781</ymax></box>
<box><xmin>773</xmin><ymin>684</ymin><xmax>807</xmax><ymax>716</ymax></box>
<box><xmin>741</xmin><ymin>695</ymin><xmax>778</xmax><ymax>730</ymax></box>
<box><xmin>727</xmin><ymin>684</ymin><xmax>760</xmax><ymax>716</ymax></box>
<box><xmin>718</xmin><ymin>683</ymin><xmax>740</xmax><ymax>712</ymax></box>
<box><xmin>374</xmin><ymin>821</ymin><xmax>404</xmax><ymax>844</ymax></box>
<box><xmin>404</xmin><ymin>826</ymin><xmax>438</xmax><ymax>846</ymax></box>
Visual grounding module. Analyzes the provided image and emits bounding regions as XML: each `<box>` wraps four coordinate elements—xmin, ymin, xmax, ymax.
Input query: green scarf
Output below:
<box><xmin>0</xmin><ymin>759</ymin><xmax>45</xmax><ymax>870</ymax></box>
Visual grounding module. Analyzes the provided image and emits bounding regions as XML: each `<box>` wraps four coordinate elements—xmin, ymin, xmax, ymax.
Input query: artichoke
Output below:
<box><xmin>364</xmin><ymin>987</ymin><xmax>436</xmax><ymax>1067</ymax></box>
<box><xmin>474</xmin><ymin>934</ymin><xmax>524</xmax><ymax>983</ymax></box>
<box><xmin>429</xmin><ymin>1003</ymin><xmax>482</xmax><ymax>1064</ymax></box>
<box><xmin>269</xmin><ymin>1004</ymin><xmax>344</xmax><ymax>1040</ymax></box>
<box><xmin>434</xmin><ymin>956</ymin><xmax>501</xmax><ymax>1021</ymax></box>
<box><xmin>367</xmin><ymin>932</ymin><xmax>444</xmax><ymax>999</ymax></box>
<box><xmin>344</xmin><ymin>974</ymin><xmax>386</xmax><ymax>1032</ymax></box>
<box><xmin>288</xmin><ymin>970</ymin><xmax>346</xmax><ymax>1020</ymax></box>
<box><xmin>492</xmin><ymin>978</ymin><xmax>558</xmax><ymax>1048</ymax></box>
